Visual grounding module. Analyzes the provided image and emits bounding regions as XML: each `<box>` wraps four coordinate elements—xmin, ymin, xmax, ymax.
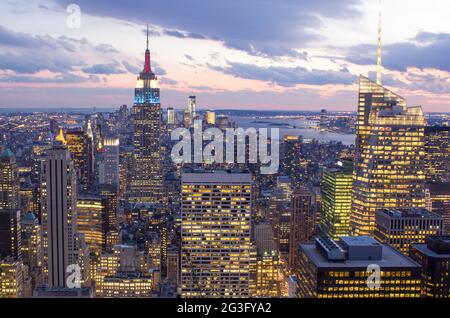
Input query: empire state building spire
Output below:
<box><xmin>144</xmin><ymin>24</ymin><xmax>151</xmax><ymax>74</ymax></box>
<box><xmin>376</xmin><ymin>0</ymin><xmax>382</xmax><ymax>85</ymax></box>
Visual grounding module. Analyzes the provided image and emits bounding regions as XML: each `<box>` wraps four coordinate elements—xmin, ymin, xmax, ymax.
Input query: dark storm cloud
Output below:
<box><xmin>213</xmin><ymin>62</ymin><xmax>357</xmax><ymax>87</ymax></box>
<box><xmin>53</xmin><ymin>0</ymin><xmax>361</xmax><ymax>58</ymax></box>
<box><xmin>347</xmin><ymin>32</ymin><xmax>450</xmax><ymax>72</ymax></box>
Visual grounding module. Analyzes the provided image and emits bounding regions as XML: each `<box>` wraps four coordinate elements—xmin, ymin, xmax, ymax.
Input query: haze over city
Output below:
<box><xmin>1</xmin><ymin>0</ymin><xmax>450</xmax><ymax>112</ymax></box>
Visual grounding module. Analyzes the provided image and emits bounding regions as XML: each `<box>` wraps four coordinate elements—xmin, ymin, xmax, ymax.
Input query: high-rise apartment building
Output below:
<box><xmin>375</xmin><ymin>208</ymin><xmax>443</xmax><ymax>255</ymax></box>
<box><xmin>320</xmin><ymin>163</ymin><xmax>353</xmax><ymax>240</ymax></box>
<box><xmin>351</xmin><ymin>75</ymin><xmax>426</xmax><ymax>236</ymax></box>
<box><xmin>181</xmin><ymin>171</ymin><xmax>252</xmax><ymax>298</ymax></box>
<box><xmin>129</xmin><ymin>29</ymin><xmax>163</xmax><ymax>204</ymax></box>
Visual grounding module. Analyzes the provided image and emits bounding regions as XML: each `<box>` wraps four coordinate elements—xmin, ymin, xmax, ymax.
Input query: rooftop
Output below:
<box><xmin>412</xmin><ymin>236</ymin><xmax>450</xmax><ymax>257</ymax></box>
<box><xmin>377</xmin><ymin>208</ymin><xmax>442</xmax><ymax>219</ymax></box>
<box><xmin>300</xmin><ymin>238</ymin><xmax>420</xmax><ymax>269</ymax></box>
<box><xmin>182</xmin><ymin>169</ymin><xmax>252</xmax><ymax>184</ymax></box>
<box><xmin>340</xmin><ymin>236</ymin><xmax>381</xmax><ymax>247</ymax></box>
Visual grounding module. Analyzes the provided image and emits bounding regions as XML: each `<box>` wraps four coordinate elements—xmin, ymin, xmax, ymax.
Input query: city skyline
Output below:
<box><xmin>0</xmin><ymin>0</ymin><xmax>450</xmax><ymax>112</ymax></box>
<box><xmin>0</xmin><ymin>0</ymin><xmax>449</xmax><ymax>303</ymax></box>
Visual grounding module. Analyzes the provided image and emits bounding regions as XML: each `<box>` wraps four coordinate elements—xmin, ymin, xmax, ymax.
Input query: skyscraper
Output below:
<box><xmin>167</xmin><ymin>107</ymin><xmax>175</xmax><ymax>125</ymax></box>
<box><xmin>269</xmin><ymin>182</ymin><xmax>291</xmax><ymax>258</ymax></box>
<box><xmin>188</xmin><ymin>95</ymin><xmax>196</xmax><ymax>124</ymax></box>
<box><xmin>427</xmin><ymin>182</ymin><xmax>450</xmax><ymax>234</ymax></box>
<box><xmin>98</xmin><ymin>137</ymin><xmax>120</xmax><ymax>188</ymax></box>
<box><xmin>76</xmin><ymin>195</ymin><xmax>106</xmax><ymax>256</ymax></box>
<box><xmin>21</xmin><ymin>212</ymin><xmax>42</xmax><ymax>273</ymax></box>
<box><xmin>0</xmin><ymin>209</ymin><xmax>21</xmax><ymax>260</ymax></box>
<box><xmin>253</xmin><ymin>222</ymin><xmax>281</xmax><ymax>297</ymax></box>
<box><xmin>282</xmin><ymin>135</ymin><xmax>303</xmax><ymax>188</ymax></box>
<box><xmin>65</xmin><ymin>129</ymin><xmax>84</xmax><ymax>174</ymax></box>
<box><xmin>320</xmin><ymin>163</ymin><xmax>353</xmax><ymax>240</ymax></box>
<box><xmin>205</xmin><ymin>110</ymin><xmax>216</xmax><ymax>126</ymax></box>
<box><xmin>351</xmin><ymin>76</ymin><xmax>426</xmax><ymax>236</ymax></box>
<box><xmin>65</xmin><ymin>128</ymin><xmax>95</xmax><ymax>192</ymax></box>
<box><xmin>181</xmin><ymin>170</ymin><xmax>252</xmax><ymax>298</ymax></box>
<box><xmin>129</xmin><ymin>26</ymin><xmax>163</xmax><ymax>204</ymax></box>
<box><xmin>0</xmin><ymin>148</ymin><xmax>19</xmax><ymax>210</ymax></box>
<box><xmin>41</xmin><ymin>144</ymin><xmax>80</xmax><ymax>288</ymax></box>
<box><xmin>350</xmin><ymin>9</ymin><xmax>426</xmax><ymax>235</ymax></box>
<box><xmin>288</xmin><ymin>188</ymin><xmax>315</xmax><ymax>269</ymax></box>
<box><xmin>98</xmin><ymin>184</ymin><xmax>118</xmax><ymax>234</ymax></box>
<box><xmin>83</xmin><ymin>121</ymin><xmax>96</xmax><ymax>193</ymax></box>
<box><xmin>425</xmin><ymin>126</ymin><xmax>450</xmax><ymax>182</ymax></box>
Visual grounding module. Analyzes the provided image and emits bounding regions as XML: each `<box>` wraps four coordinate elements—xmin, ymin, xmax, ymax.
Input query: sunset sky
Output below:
<box><xmin>1</xmin><ymin>0</ymin><xmax>450</xmax><ymax>112</ymax></box>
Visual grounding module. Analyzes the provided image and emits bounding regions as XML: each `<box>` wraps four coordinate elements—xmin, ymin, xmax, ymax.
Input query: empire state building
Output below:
<box><xmin>129</xmin><ymin>27</ymin><xmax>163</xmax><ymax>204</ymax></box>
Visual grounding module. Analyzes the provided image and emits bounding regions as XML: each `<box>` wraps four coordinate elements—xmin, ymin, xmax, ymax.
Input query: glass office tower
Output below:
<box><xmin>351</xmin><ymin>76</ymin><xmax>426</xmax><ymax>236</ymax></box>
